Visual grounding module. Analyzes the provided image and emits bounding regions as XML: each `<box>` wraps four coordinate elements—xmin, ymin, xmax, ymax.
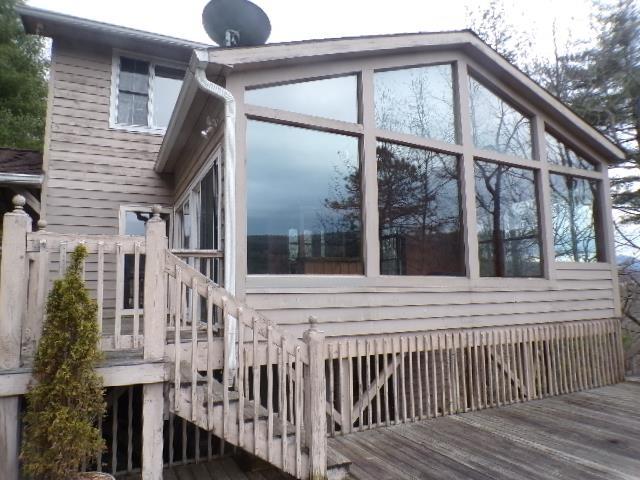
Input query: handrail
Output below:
<box><xmin>171</xmin><ymin>249</ymin><xmax>223</xmax><ymax>258</ymax></box>
<box><xmin>164</xmin><ymin>250</ymin><xmax>327</xmax><ymax>478</ymax></box>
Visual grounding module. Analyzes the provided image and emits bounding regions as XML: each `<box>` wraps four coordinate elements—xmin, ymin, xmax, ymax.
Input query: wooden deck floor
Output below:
<box><xmin>330</xmin><ymin>381</ymin><xmax>640</xmax><ymax>480</ymax></box>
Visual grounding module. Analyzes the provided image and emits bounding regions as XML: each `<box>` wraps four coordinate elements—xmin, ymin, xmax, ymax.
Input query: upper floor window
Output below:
<box><xmin>375</xmin><ymin>64</ymin><xmax>457</xmax><ymax>144</ymax></box>
<box><xmin>112</xmin><ymin>55</ymin><xmax>184</xmax><ymax>131</ymax></box>
<box><xmin>245</xmin><ymin>75</ymin><xmax>358</xmax><ymax>123</ymax></box>
<box><xmin>545</xmin><ymin>132</ymin><xmax>597</xmax><ymax>171</ymax></box>
<box><xmin>469</xmin><ymin>76</ymin><xmax>533</xmax><ymax>159</ymax></box>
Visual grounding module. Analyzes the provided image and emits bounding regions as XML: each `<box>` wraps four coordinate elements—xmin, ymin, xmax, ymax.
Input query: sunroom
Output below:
<box><xmin>157</xmin><ymin>32</ymin><xmax>621</xmax><ymax>339</ymax></box>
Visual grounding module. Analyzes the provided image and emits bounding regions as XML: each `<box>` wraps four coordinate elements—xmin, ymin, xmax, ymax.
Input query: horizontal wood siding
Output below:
<box><xmin>43</xmin><ymin>38</ymin><xmax>173</xmax><ymax>233</ymax></box>
<box><xmin>246</xmin><ymin>267</ymin><xmax>616</xmax><ymax>337</ymax></box>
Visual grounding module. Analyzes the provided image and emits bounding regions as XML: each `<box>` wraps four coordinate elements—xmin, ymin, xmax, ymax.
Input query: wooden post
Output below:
<box><xmin>142</xmin><ymin>205</ymin><xmax>167</xmax><ymax>480</ymax></box>
<box><xmin>303</xmin><ymin>317</ymin><xmax>327</xmax><ymax>480</ymax></box>
<box><xmin>0</xmin><ymin>195</ymin><xmax>32</xmax><ymax>480</ymax></box>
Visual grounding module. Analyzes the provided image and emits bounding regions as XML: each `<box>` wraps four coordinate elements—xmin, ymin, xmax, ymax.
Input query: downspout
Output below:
<box><xmin>192</xmin><ymin>50</ymin><xmax>237</xmax><ymax>372</ymax></box>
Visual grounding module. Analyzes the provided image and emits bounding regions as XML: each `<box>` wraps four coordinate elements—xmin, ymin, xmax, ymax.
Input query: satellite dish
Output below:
<box><xmin>202</xmin><ymin>0</ymin><xmax>271</xmax><ymax>47</ymax></box>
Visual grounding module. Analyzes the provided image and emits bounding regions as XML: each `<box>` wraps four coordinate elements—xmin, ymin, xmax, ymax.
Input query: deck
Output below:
<box><xmin>330</xmin><ymin>381</ymin><xmax>640</xmax><ymax>480</ymax></box>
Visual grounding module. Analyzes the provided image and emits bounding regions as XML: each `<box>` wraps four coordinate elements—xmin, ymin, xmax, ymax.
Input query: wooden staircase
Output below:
<box><xmin>164</xmin><ymin>252</ymin><xmax>346</xmax><ymax>479</ymax></box>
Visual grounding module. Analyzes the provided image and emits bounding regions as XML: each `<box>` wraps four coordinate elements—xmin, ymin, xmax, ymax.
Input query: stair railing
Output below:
<box><xmin>164</xmin><ymin>251</ymin><xmax>327</xmax><ymax>479</ymax></box>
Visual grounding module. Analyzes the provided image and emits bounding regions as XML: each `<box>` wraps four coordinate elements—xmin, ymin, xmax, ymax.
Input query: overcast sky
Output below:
<box><xmin>27</xmin><ymin>0</ymin><xmax>595</xmax><ymax>61</ymax></box>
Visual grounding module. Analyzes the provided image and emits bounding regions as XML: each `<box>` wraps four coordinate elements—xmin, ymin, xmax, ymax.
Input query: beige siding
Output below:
<box><xmin>246</xmin><ymin>266</ymin><xmax>616</xmax><ymax>338</ymax></box>
<box><xmin>43</xmin><ymin>38</ymin><xmax>173</xmax><ymax>234</ymax></box>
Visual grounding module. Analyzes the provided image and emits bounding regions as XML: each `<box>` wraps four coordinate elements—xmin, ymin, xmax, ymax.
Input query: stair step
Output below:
<box><xmin>327</xmin><ymin>447</ymin><xmax>351</xmax><ymax>480</ymax></box>
<box><xmin>170</xmin><ymin>384</ymin><xmax>308</xmax><ymax>478</ymax></box>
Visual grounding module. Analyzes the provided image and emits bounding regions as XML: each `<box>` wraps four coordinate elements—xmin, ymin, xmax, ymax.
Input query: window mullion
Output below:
<box><xmin>455</xmin><ymin>60</ymin><xmax>480</xmax><ymax>280</ymax></box>
<box><xmin>533</xmin><ymin>116</ymin><xmax>556</xmax><ymax>279</ymax></box>
<box><xmin>361</xmin><ymin>68</ymin><xmax>379</xmax><ymax>277</ymax></box>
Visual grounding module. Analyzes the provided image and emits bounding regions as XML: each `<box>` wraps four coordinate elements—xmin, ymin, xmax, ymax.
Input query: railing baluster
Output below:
<box><xmin>222</xmin><ymin>298</ymin><xmax>230</xmax><ymax>443</ymax></box>
<box><xmin>328</xmin><ymin>343</ymin><xmax>335</xmax><ymax>436</ymax></box>
<box><xmin>400</xmin><ymin>337</ymin><xmax>407</xmax><ymax>423</ymax></box>
<box><xmin>96</xmin><ymin>241</ymin><xmax>104</xmax><ymax>336</ymax></box>
<box><xmin>356</xmin><ymin>340</ymin><xmax>363</xmax><ymax>431</ymax></box>
<box><xmin>252</xmin><ymin>316</ymin><xmax>260</xmax><ymax>456</ymax></box>
<box><xmin>114</xmin><ymin>243</ymin><xmax>123</xmax><ymax>349</ymax></box>
<box><xmin>174</xmin><ymin>266</ymin><xmax>182</xmax><ymax>411</ymax></box>
<box><xmin>191</xmin><ymin>278</ymin><xmax>199</xmax><ymax>423</ymax></box>
<box><xmin>366</xmin><ymin>340</ymin><xmax>373</xmax><ymax>428</ymax></box>
<box><xmin>430</xmin><ymin>333</ymin><xmax>438</xmax><ymax>417</ymax></box>
<box><xmin>408</xmin><ymin>337</ymin><xmax>415</xmax><ymax>421</ymax></box>
<box><xmin>375</xmin><ymin>339</ymin><xmax>382</xmax><ymax>425</ymax></box>
<box><xmin>295</xmin><ymin>345</ymin><xmax>302</xmax><ymax>479</ymax></box>
<box><xmin>133</xmin><ymin>242</ymin><xmax>141</xmax><ymax>347</ymax></box>
<box><xmin>423</xmin><ymin>335</ymin><xmax>431</xmax><ymax>418</ymax></box>
<box><xmin>280</xmin><ymin>337</ymin><xmax>287</xmax><ymax>472</ymax></box>
<box><xmin>237</xmin><ymin>308</ymin><xmax>245</xmax><ymax>449</ymax></box>
<box><xmin>383</xmin><ymin>338</ymin><xmax>391</xmax><ymax>426</ymax></box>
<box><xmin>267</xmin><ymin>324</ymin><xmax>274</xmax><ymax>463</ymax></box>
<box><xmin>206</xmin><ymin>286</ymin><xmax>214</xmax><ymax>431</ymax></box>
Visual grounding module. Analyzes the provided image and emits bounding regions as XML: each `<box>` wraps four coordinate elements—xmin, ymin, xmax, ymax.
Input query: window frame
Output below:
<box><xmin>236</xmin><ymin>51</ymin><xmax>614</xmax><ymax>288</ymax></box>
<box><xmin>109</xmin><ymin>49</ymin><xmax>186</xmax><ymax>135</ymax></box>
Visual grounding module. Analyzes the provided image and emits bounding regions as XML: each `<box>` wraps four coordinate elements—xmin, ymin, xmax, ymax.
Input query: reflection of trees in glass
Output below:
<box><xmin>469</xmin><ymin>77</ymin><xmax>532</xmax><ymax>159</ymax></box>
<box><xmin>550</xmin><ymin>174</ymin><xmax>600</xmax><ymax>262</ymax></box>
<box><xmin>545</xmin><ymin>133</ymin><xmax>596</xmax><ymax>171</ymax></box>
<box><xmin>376</xmin><ymin>143</ymin><xmax>463</xmax><ymax>275</ymax></box>
<box><xmin>375</xmin><ymin>64</ymin><xmax>457</xmax><ymax>143</ymax></box>
<box><xmin>475</xmin><ymin>160</ymin><xmax>542</xmax><ymax>277</ymax></box>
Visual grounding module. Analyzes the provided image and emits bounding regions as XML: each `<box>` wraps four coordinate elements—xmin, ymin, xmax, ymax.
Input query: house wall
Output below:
<box><xmin>220</xmin><ymin>50</ymin><xmax>620</xmax><ymax>339</ymax></box>
<box><xmin>42</xmin><ymin>37</ymin><xmax>173</xmax><ymax>233</ymax></box>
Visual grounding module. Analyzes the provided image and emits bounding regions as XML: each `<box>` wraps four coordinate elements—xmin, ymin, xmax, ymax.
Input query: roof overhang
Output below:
<box><xmin>17</xmin><ymin>5</ymin><xmax>210</xmax><ymax>62</ymax></box>
<box><xmin>198</xmin><ymin>30</ymin><xmax>625</xmax><ymax>163</ymax></box>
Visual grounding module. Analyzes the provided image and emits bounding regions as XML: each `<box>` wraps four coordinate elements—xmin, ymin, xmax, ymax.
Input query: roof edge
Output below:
<box><xmin>17</xmin><ymin>5</ymin><xmax>211</xmax><ymax>51</ymax></box>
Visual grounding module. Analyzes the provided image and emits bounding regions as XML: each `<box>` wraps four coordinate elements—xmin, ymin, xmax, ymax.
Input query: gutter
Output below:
<box><xmin>191</xmin><ymin>50</ymin><xmax>236</xmax><ymax>303</ymax></box>
<box><xmin>0</xmin><ymin>173</ymin><xmax>44</xmax><ymax>187</ymax></box>
<box><xmin>191</xmin><ymin>50</ymin><xmax>238</xmax><ymax>373</ymax></box>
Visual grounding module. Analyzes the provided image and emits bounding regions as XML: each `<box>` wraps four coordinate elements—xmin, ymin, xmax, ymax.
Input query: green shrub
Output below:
<box><xmin>21</xmin><ymin>245</ymin><xmax>106</xmax><ymax>480</ymax></box>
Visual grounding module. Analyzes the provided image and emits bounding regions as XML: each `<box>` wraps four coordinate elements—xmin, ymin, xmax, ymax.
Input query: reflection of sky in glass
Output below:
<box><xmin>153</xmin><ymin>67</ymin><xmax>183</xmax><ymax>128</ymax></box>
<box><xmin>375</xmin><ymin>64</ymin><xmax>456</xmax><ymax>143</ymax></box>
<box><xmin>550</xmin><ymin>174</ymin><xmax>599</xmax><ymax>262</ymax></box>
<box><xmin>475</xmin><ymin>160</ymin><xmax>541</xmax><ymax>277</ymax></box>
<box><xmin>247</xmin><ymin>120</ymin><xmax>359</xmax><ymax>236</ymax></box>
<box><xmin>546</xmin><ymin>133</ymin><xmax>596</xmax><ymax>171</ymax></box>
<box><xmin>469</xmin><ymin>77</ymin><xmax>532</xmax><ymax>159</ymax></box>
<box><xmin>246</xmin><ymin>76</ymin><xmax>358</xmax><ymax>122</ymax></box>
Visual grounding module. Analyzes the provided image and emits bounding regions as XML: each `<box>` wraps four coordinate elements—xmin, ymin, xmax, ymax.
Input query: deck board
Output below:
<box><xmin>330</xmin><ymin>382</ymin><xmax>640</xmax><ymax>480</ymax></box>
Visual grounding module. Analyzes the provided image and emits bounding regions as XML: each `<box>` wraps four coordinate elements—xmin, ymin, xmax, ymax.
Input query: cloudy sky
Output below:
<box><xmin>27</xmin><ymin>0</ymin><xmax>595</xmax><ymax>61</ymax></box>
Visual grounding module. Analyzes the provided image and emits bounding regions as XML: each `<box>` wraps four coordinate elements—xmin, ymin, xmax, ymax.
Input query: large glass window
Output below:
<box><xmin>245</xmin><ymin>75</ymin><xmax>358</xmax><ymax>123</ymax></box>
<box><xmin>550</xmin><ymin>174</ymin><xmax>601</xmax><ymax>262</ymax></box>
<box><xmin>475</xmin><ymin>160</ymin><xmax>542</xmax><ymax>277</ymax></box>
<box><xmin>247</xmin><ymin>120</ymin><xmax>362</xmax><ymax>275</ymax></box>
<box><xmin>377</xmin><ymin>142</ymin><xmax>464</xmax><ymax>275</ymax></box>
<box><xmin>546</xmin><ymin>132</ymin><xmax>596</xmax><ymax>171</ymax></box>
<box><xmin>469</xmin><ymin>76</ymin><xmax>532</xmax><ymax>159</ymax></box>
<box><xmin>375</xmin><ymin>64</ymin><xmax>456</xmax><ymax>143</ymax></box>
<box><xmin>115</xmin><ymin>56</ymin><xmax>184</xmax><ymax>129</ymax></box>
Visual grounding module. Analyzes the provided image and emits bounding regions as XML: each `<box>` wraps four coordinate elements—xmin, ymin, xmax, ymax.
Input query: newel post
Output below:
<box><xmin>0</xmin><ymin>195</ymin><xmax>32</xmax><ymax>480</ymax></box>
<box><xmin>303</xmin><ymin>316</ymin><xmax>327</xmax><ymax>479</ymax></box>
<box><xmin>142</xmin><ymin>205</ymin><xmax>166</xmax><ymax>480</ymax></box>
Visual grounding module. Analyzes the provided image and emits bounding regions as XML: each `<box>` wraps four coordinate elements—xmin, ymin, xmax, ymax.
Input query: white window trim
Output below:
<box><xmin>109</xmin><ymin>49</ymin><xmax>186</xmax><ymax>135</ymax></box>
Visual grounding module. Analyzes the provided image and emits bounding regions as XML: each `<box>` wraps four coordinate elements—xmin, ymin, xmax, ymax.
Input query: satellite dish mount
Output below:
<box><xmin>202</xmin><ymin>0</ymin><xmax>271</xmax><ymax>47</ymax></box>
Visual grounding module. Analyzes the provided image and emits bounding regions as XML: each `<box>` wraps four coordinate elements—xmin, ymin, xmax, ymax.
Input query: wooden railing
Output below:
<box><xmin>23</xmin><ymin>231</ymin><xmax>147</xmax><ymax>355</ymax></box>
<box><xmin>324</xmin><ymin>318</ymin><xmax>625</xmax><ymax>435</ymax></box>
<box><xmin>164</xmin><ymin>251</ymin><xmax>326</xmax><ymax>479</ymax></box>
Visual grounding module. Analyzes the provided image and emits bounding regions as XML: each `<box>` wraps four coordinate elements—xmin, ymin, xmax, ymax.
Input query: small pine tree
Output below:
<box><xmin>22</xmin><ymin>245</ymin><xmax>106</xmax><ymax>480</ymax></box>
